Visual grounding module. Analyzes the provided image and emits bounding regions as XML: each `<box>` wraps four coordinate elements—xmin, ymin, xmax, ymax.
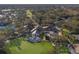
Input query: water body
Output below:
<box><xmin>0</xmin><ymin>49</ymin><xmax>7</xmax><ymax>54</ymax></box>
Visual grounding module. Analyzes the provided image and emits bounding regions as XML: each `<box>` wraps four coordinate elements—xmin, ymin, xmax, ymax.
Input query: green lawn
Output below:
<box><xmin>4</xmin><ymin>37</ymin><xmax>55</xmax><ymax>54</ymax></box>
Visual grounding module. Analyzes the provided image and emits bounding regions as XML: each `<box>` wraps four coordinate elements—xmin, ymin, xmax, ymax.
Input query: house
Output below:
<box><xmin>74</xmin><ymin>35</ymin><xmax>79</xmax><ymax>40</ymax></box>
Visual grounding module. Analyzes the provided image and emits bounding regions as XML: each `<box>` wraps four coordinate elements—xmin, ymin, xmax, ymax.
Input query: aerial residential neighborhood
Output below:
<box><xmin>0</xmin><ymin>4</ymin><xmax>79</xmax><ymax>54</ymax></box>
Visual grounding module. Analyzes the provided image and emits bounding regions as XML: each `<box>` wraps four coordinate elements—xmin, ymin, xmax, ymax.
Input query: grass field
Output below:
<box><xmin>4</xmin><ymin>37</ymin><xmax>55</xmax><ymax>54</ymax></box>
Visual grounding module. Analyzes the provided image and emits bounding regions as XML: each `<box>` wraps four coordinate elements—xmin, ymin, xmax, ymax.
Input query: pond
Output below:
<box><xmin>0</xmin><ymin>49</ymin><xmax>7</xmax><ymax>54</ymax></box>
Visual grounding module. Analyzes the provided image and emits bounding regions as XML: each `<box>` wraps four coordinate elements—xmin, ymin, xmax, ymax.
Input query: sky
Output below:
<box><xmin>0</xmin><ymin>4</ymin><xmax>79</xmax><ymax>9</ymax></box>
